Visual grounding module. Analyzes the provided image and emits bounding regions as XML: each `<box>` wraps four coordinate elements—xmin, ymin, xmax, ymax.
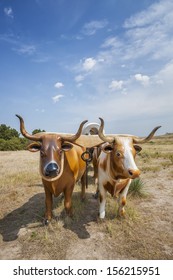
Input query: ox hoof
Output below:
<box><xmin>99</xmin><ymin>212</ymin><xmax>105</xmax><ymax>219</ymax></box>
<box><xmin>93</xmin><ymin>191</ymin><xmax>99</xmax><ymax>199</ymax></box>
<box><xmin>43</xmin><ymin>219</ymin><xmax>50</xmax><ymax>226</ymax></box>
<box><xmin>118</xmin><ymin>208</ymin><xmax>126</xmax><ymax>218</ymax></box>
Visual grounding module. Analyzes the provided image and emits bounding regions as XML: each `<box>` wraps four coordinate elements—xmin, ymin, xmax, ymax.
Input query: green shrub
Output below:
<box><xmin>0</xmin><ymin>124</ymin><xmax>19</xmax><ymax>140</ymax></box>
<box><xmin>0</xmin><ymin>137</ymin><xmax>29</xmax><ymax>151</ymax></box>
<box><xmin>0</xmin><ymin>123</ymin><xmax>44</xmax><ymax>151</ymax></box>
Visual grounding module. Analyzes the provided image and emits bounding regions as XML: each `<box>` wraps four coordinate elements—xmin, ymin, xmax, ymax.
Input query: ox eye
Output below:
<box><xmin>116</xmin><ymin>151</ymin><xmax>122</xmax><ymax>157</ymax></box>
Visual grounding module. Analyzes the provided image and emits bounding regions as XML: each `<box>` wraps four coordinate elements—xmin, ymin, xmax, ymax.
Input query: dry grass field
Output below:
<box><xmin>0</xmin><ymin>135</ymin><xmax>173</xmax><ymax>260</ymax></box>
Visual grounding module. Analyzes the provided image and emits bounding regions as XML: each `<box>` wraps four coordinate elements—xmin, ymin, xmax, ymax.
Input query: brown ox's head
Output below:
<box><xmin>98</xmin><ymin>118</ymin><xmax>161</xmax><ymax>179</ymax></box>
<box><xmin>16</xmin><ymin>115</ymin><xmax>87</xmax><ymax>181</ymax></box>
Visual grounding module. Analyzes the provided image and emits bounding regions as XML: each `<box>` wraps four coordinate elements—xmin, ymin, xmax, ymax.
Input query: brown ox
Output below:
<box><xmin>97</xmin><ymin>118</ymin><xmax>161</xmax><ymax>219</ymax></box>
<box><xmin>16</xmin><ymin>115</ymin><xmax>101</xmax><ymax>224</ymax></box>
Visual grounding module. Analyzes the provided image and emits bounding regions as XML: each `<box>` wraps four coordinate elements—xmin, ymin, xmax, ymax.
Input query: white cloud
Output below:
<box><xmin>156</xmin><ymin>60</ymin><xmax>173</xmax><ymax>84</ymax></box>
<box><xmin>36</xmin><ymin>109</ymin><xmax>45</xmax><ymax>113</ymax></box>
<box><xmin>74</xmin><ymin>75</ymin><xmax>84</xmax><ymax>82</ymax></box>
<box><xmin>123</xmin><ymin>0</ymin><xmax>173</xmax><ymax>61</ymax></box>
<box><xmin>52</xmin><ymin>95</ymin><xmax>64</xmax><ymax>103</ymax></box>
<box><xmin>0</xmin><ymin>34</ymin><xmax>38</xmax><ymax>57</ymax></box>
<box><xmin>67</xmin><ymin>61</ymin><xmax>173</xmax><ymax>131</ymax></box>
<box><xmin>134</xmin><ymin>74</ymin><xmax>150</xmax><ymax>86</ymax></box>
<box><xmin>83</xmin><ymin>57</ymin><xmax>96</xmax><ymax>71</ymax></box>
<box><xmin>54</xmin><ymin>82</ymin><xmax>64</xmax><ymax>89</ymax></box>
<box><xmin>46</xmin><ymin>0</ymin><xmax>173</xmax><ymax>135</ymax></box>
<box><xmin>55</xmin><ymin>57</ymin><xmax>173</xmax><ymax>135</ymax></box>
<box><xmin>76</xmin><ymin>83</ymin><xmax>83</xmax><ymax>88</ymax></box>
<box><xmin>16</xmin><ymin>44</ymin><xmax>36</xmax><ymax>55</ymax></box>
<box><xmin>4</xmin><ymin>7</ymin><xmax>14</xmax><ymax>18</ymax></box>
<box><xmin>56</xmin><ymin>0</ymin><xmax>173</xmax><ymax>135</ymax></box>
<box><xmin>74</xmin><ymin>75</ymin><xmax>84</xmax><ymax>87</ymax></box>
<box><xmin>101</xmin><ymin>36</ymin><xmax>122</xmax><ymax>49</ymax></box>
<box><xmin>109</xmin><ymin>80</ymin><xmax>124</xmax><ymax>91</ymax></box>
<box><xmin>82</xmin><ymin>19</ymin><xmax>108</xmax><ymax>35</ymax></box>
<box><xmin>32</xmin><ymin>56</ymin><xmax>51</xmax><ymax>63</ymax></box>
<box><xmin>123</xmin><ymin>0</ymin><xmax>173</xmax><ymax>28</ymax></box>
<box><xmin>97</xmin><ymin>1</ymin><xmax>173</xmax><ymax>64</ymax></box>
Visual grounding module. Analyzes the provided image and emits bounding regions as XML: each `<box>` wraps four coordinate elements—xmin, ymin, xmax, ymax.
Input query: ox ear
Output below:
<box><xmin>134</xmin><ymin>145</ymin><xmax>142</xmax><ymax>153</ymax></box>
<box><xmin>61</xmin><ymin>142</ymin><xmax>73</xmax><ymax>152</ymax></box>
<box><xmin>102</xmin><ymin>143</ymin><xmax>113</xmax><ymax>154</ymax></box>
<box><xmin>27</xmin><ymin>142</ymin><xmax>41</xmax><ymax>152</ymax></box>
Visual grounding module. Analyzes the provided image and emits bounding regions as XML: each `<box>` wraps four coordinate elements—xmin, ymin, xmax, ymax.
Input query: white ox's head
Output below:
<box><xmin>98</xmin><ymin>118</ymin><xmax>161</xmax><ymax>179</ymax></box>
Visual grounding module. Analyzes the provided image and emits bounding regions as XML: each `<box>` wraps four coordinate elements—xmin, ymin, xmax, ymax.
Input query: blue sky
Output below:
<box><xmin>0</xmin><ymin>0</ymin><xmax>173</xmax><ymax>136</ymax></box>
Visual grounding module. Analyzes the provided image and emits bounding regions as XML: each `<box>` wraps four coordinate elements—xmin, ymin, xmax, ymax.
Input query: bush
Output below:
<box><xmin>0</xmin><ymin>123</ymin><xmax>44</xmax><ymax>150</ymax></box>
<box><xmin>0</xmin><ymin>139</ymin><xmax>6</xmax><ymax>151</ymax></box>
<box><xmin>0</xmin><ymin>123</ymin><xmax>31</xmax><ymax>151</ymax></box>
<box><xmin>0</xmin><ymin>124</ymin><xmax>19</xmax><ymax>140</ymax></box>
<box><xmin>0</xmin><ymin>137</ymin><xmax>29</xmax><ymax>151</ymax></box>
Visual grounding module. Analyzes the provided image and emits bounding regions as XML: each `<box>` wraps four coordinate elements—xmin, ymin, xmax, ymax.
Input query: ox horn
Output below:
<box><xmin>133</xmin><ymin>126</ymin><xmax>161</xmax><ymax>144</ymax></box>
<box><xmin>61</xmin><ymin>120</ymin><xmax>88</xmax><ymax>142</ymax></box>
<box><xmin>98</xmin><ymin>117</ymin><xmax>115</xmax><ymax>143</ymax></box>
<box><xmin>16</xmin><ymin>114</ymin><xmax>42</xmax><ymax>141</ymax></box>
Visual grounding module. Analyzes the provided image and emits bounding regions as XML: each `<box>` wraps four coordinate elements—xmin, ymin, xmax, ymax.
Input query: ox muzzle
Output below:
<box><xmin>127</xmin><ymin>169</ymin><xmax>141</xmax><ymax>179</ymax></box>
<box><xmin>45</xmin><ymin>162</ymin><xmax>60</xmax><ymax>178</ymax></box>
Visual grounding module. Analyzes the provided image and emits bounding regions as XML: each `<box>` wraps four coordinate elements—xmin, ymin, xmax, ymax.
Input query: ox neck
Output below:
<box><xmin>108</xmin><ymin>154</ymin><xmax>120</xmax><ymax>182</ymax></box>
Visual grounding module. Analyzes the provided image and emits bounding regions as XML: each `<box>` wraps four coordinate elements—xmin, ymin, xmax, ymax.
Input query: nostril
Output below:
<box><xmin>45</xmin><ymin>163</ymin><xmax>59</xmax><ymax>177</ymax></box>
<box><xmin>128</xmin><ymin>169</ymin><xmax>140</xmax><ymax>178</ymax></box>
<box><xmin>128</xmin><ymin>169</ymin><xmax>133</xmax><ymax>176</ymax></box>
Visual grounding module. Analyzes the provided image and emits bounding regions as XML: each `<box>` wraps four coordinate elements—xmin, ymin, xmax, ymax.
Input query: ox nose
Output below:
<box><xmin>128</xmin><ymin>169</ymin><xmax>141</xmax><ymax>179</ymax></box>
<box><xmin>45</xmin><ymin>163</ymin><xmax>59</xmax><ymax>178</ymax></box>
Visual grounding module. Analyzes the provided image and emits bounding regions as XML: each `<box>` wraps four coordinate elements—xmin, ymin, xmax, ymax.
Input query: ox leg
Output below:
<box><xmin>44</xmin><ymin>186</ymin><xmax>53</xmax><ymax>224</ymax></box>
<box><xmin>93</xmin><ymin>152</ymin><xmax>99</xmax><ymax>199</ymax></box>
<box><xmin>64</xmin><ymin>187</ymin><xmax>74</xmax><ymax>217</ymax></box>
<box><xmin>81</xmin><ymin>172</ymin><xmax>86</xmax><ymax>201</ymax></box>
<box><xmin>93</xmin><ymin>178</ymin><xmax>99</xmax><ymax>199</ymax></box>
<box><xmin>118</xmin><ymin>179</ymin><xmax>132</xmax><ymax>217</ymax></box>
<box><xmin>99</xmin><ymin>185</ymin><xmax>107</xmax><ymax>219</ymax></box>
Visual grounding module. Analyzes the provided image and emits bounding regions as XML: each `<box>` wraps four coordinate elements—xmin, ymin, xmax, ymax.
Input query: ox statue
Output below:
<box><xmin>97</xmin><ymin>118</ymin><xmax>161</xmax><ymax>219</ymax></box>
<box><xmin>16</xmin><ymin>115</ymin><xmax>103</xmax><ymax>224</ymax></box>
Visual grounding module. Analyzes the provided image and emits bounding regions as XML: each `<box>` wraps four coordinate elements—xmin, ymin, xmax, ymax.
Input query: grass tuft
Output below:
<box><xmin>128</xmin><ymin>178</ymin><xmax>147</xmax><ymax>198</ymax></box>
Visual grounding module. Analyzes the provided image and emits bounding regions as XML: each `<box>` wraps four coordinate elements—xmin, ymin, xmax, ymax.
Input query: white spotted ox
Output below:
<box><xmin>97</xmin><ymin>118</ymin><xmax>161</xmax><ymax>219</ymax></box>
<box><xmin>16</xmin><ymin>115</ymin><xmax>103</xmax><ymax>224</ymax></box>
